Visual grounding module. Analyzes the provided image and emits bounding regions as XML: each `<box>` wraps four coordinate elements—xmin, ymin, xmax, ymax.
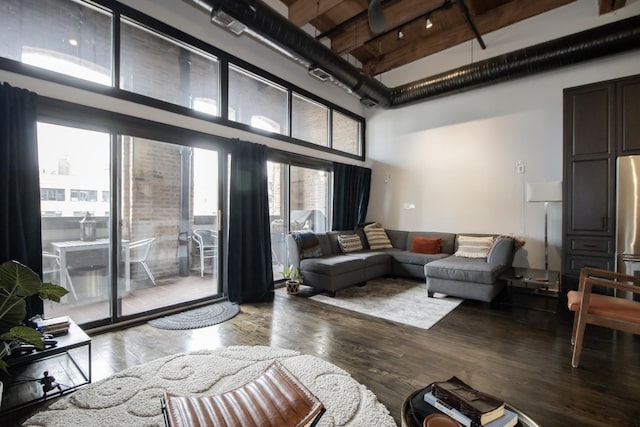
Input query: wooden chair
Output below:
<box><xmin>567</xmin><ymin>267</ymin><xmax>640</xmax><ymax>367</ymax></box>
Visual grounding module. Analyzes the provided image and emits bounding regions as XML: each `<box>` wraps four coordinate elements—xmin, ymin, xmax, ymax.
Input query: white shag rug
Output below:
<box><xmin>24</xmin><ymin>346</ymin><xmax>396</xmax><ymax>427</ymax></box>
<box><xmin>306</xmin><ymin>278</ymin><xmax>462</xmax><ymax>330</ymax></box>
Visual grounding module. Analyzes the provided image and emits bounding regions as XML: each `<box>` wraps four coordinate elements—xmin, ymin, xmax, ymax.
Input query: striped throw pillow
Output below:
<box><xmin>338</xmin><ymin>234</ymin><xmax>363</xmax><ymax>253</ymax></box>
<box><xmin>363</xmin><ymin>223</ymin><xmax>393</xmax><ymax>250</ymax></box>
<box><xmin>454</xmin><ymin>235</ymin><xmax>494</xmax><ymax>258</ymax></box>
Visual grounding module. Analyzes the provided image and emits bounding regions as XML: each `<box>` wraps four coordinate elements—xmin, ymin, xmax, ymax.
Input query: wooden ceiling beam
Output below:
<box><xmin>362</xmin><ymin>0</ymin><xmax>576</xmax><ymax>75</ymax></box>
<box><xmin>288</xmin><ymin>0</ymin><xmax>343</xmax><ymax>26</ymax></box>
<box><xmin>598</xmin><ymin>0</ymin><xmax>626</xmax><ymax>15</ymax></box>
<box><xmin>330</xmin><ymin>0</ymin><xmax>445</xmax><ymax>55</ymax></box>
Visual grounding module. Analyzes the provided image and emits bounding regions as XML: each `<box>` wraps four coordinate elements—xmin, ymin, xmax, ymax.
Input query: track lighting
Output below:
<box><xmin>425</xmin><ymin>16</ymin><xmax>433</xmax><ymax>29</ymax></box>
<box><xmin>397</xmin><ymin>29</ymin><xmax>404</xmax><ymax>40</ymax></box>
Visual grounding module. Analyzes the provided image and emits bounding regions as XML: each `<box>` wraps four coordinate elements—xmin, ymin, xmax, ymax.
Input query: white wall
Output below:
<box><xmin>366</xmin><ymin>0</ymin><xmax>640</xmax><ymax>271</ymax></box>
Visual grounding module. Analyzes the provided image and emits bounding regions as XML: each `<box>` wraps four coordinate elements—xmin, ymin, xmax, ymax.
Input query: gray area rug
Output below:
<box><xmin>148</xmin><ymin>300</ymin><xmax>240</xmax><ymax>330</ymax></box>
<box><xmin>288</xmin><ymin>277</ymin><xmax>462</xmax><ymax>330</ymax></box>
<box><xmin>24</xmin><ymin>346</ymin><xmax>396</xmax><ymax>427</ymax></box>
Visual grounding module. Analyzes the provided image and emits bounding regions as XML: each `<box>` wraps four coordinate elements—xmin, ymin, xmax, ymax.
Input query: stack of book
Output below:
<box><xmin>34</xmin><ymin>315</ymin><xmax>71</xmax><ymax>336</ymax></box>
<box><xmin>422</xmin><ymin>377</ymin><xmax>519</xmax><ymax>427</ymax></box>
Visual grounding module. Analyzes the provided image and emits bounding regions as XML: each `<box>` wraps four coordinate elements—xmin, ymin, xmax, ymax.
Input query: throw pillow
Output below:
<box><xmin>363</xmin><ymin>222</ymin><xmax>393</xmax><ymax>250</ymax></box>
<box><xmin>291</xmin><ymin>230</ymin><xmax>322</xmax><ymax>259</ymax></box>
<box><xmin>454</xmin><ymin>235</ymin><xmax>494</xmax><ymax>258</ymax></box>
<box><xmin>410</xmin><ymin>236</ymin><xmax>441</xmax><ymax>254</ymax></box>
<box><xmin>338</xmin><ymin>234</ymin><xmax>363</xmax><ymax>253</ymax></box>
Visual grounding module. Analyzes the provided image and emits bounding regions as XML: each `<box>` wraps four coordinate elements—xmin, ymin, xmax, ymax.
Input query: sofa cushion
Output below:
<box><xmin>300</xmin><ymin>256</ymin><xmax>364</xmax><ymax>276</ymax></box>
<box><xmin>385</xmin><ymin>229</ymin><xmax>408</xmax><ymax>249</ymax></box>
<box><xmin>363</xmin><ymin>223</ymin><xmax>393</xmax><ymax>250</ymax></box>
<box><xmin>344</xmin><ymin>251</ymin><xmax>390</xmax><ymax>267</ymax></box>
<box><xmin>388</xmin><ymin>250</ymin><xmax>449</xmax><ymax>266</ymax></box>
<box><xmin>410</xmin><ymin>236</ymin><xmax>441</xmax><ymax>254</ymax></box>
<box><xmin>338</xmin><ymin>234</ymin><xmax>363</xmax><ymax>253</ymax></box>
<box><xmin>406</xmin><ymin>232</ymin><xmax>456</xmax><ymax>254</ymax></box>
<box><xmin>454</xmin><ymin>235</ymin><xmax>494</xmax><ymax>258</ymax></box>
<box><xmin>487</xmin><ymin>235</ymin><xmax>515</xmax><ymax>266</ymax></box>
<box><xmin>426</xmin><ymin>256</ymin><xmax>506</xmax><ymax>284</ymax></box>
<box><xmin>292</xmin><ymin>231</ymin><xmax>322</xmax><ymax>259</ymax></box>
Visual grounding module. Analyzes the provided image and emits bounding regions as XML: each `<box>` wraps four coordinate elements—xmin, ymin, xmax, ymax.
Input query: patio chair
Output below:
<box><xmin>42</xmin><ymin>251</ymin><xmax>77</xmax><ymax>301</ymax></box>
<box><xmin>128</xmin><ymin>238</ymin><xmax>156</xmax><ymax>285</ymax></box>
<box><xmin>567</xmin><ymin>267</ymin><xmax>640</xmax><ymax>367</ymax></box>
<box><xmin>192</xmin><ymin>229</ymin><xmax>216</xmax><ymax>277</ymax></box>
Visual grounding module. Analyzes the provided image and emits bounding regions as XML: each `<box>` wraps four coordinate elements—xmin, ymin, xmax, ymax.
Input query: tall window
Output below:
<box><xmin>120</xmin><ymin>18</ymin><xmax>220</xmax><ymax>115</ymax></box>
<box><xmin>228</xmin><ymin>64</ymin><xmax>288</xmax><ymax>135</ymax></box>
<box><xmin>39</xmin><ymin>122</ymin><xmax>111</xmax><ymax>324</ymax></box>
<box><xmin>0</xmin><ymin>0</ymin><xmax>112</xmax><ymax>85</ymax></box>
<box><xmin>292</xmin><ymin>93</ymin><xmax>329</xmax><ymax>146</ymax></box>
<box><xmin>0</xmin><ymin>1</ymin><xmax>365</xmax><ymax>159</ymax></box>
<box><xmin>332</xmin><ymin>111</ymin><xmax>361</xmax><ymax>155</ymax></box>
<box><xmin>290</xmin><ymin>166</ymin><xmax>329</xmax><ymax>233</ymax></box>
<box><xmin>268</xmin><ymin>161</ymin><xmax>331</xmax><ymax>281</ymax></box>
<box><xmin>38</xmin><ymin>121</ymin><xmax>222</xmax><ymax>326</ymax></box>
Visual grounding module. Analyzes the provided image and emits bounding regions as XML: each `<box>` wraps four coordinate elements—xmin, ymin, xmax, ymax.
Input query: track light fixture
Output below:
<box><xmin>425</xmin><ymin>16</ymin><xmax>433</xmax><ymax>29</ymax></box>
<box><xmin>397</xmin><ymin>29</ymin><xmax>404</xmax><ymax>40</ymax></box>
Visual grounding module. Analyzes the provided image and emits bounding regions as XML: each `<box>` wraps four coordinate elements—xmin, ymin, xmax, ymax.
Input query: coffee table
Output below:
<box><xmin>401</xmin><ymin>388</ymin><xmax>540</xmax><ymax>427</ymax></box>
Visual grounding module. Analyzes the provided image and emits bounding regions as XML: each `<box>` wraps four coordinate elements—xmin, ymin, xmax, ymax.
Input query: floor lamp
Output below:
<box><xmin>527</xmin><ymin>181</ymin><xmax>562</xmax><ymax>282</ymax></box>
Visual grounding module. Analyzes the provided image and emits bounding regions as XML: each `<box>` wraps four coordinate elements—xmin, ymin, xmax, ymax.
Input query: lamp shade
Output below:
<box><xmin>527</xmin><ymin>181</ymin><xmax>562</xmax><ymax>202</ymax></box>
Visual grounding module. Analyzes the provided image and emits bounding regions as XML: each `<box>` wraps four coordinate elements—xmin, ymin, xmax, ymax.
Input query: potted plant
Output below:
<box><xmin>0</xmin><ymin>260</ymin><xmax>69</xmax><ymax>375</ymax></box>
<box><xmin>280</xmin><ymin>265</ymin><xmax>303</xmax><ymax>295</ymax></box>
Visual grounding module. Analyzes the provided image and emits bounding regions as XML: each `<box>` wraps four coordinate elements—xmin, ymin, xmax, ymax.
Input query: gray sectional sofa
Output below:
<box><xmin>285</xmin><ymin>229</ymin><xmax>517</xmax><ymax>303</ymax></box>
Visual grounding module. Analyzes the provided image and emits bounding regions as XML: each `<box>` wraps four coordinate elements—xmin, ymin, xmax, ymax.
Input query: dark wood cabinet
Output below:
<box><xmin>568</xmin><ymin>158</ymin><xmax>614</xmax><ymax>235</ymax></box>
<box><xmin>617</xmin><ymin>76</ymin><xmax>640</xmax><ymax>155</ymax></box>
<box><xmin>563</xmin><ymin>77</ymin><xmax>628</xmax><ymax>295</ymax></box>
<box><xmin>568</xmin><ymin>85</ymin><xmax>614</xmax><ymax>157</ymax></box>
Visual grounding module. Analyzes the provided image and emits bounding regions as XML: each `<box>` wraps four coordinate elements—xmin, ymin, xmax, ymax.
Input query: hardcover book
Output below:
<box><xmin>432</xmin><ymin>377</ymin><xmax>505</xmax><ymax>425</ymax></box>
<box><xmin>423</xmin><ymin>389</ymin><xmax>518</xmax><ymax>427</ymax></box>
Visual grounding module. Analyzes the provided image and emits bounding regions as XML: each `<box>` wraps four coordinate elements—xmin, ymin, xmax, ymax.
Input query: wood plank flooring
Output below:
<box><xmin>6</xmin><ymin>284</ymin><xmax>640</xmax><ymax>426</ymax></box>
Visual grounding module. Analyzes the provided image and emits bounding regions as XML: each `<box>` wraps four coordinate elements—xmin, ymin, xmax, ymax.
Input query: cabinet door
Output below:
<box><xmin>618</xmin><ymin>77</ymin><xmax>640</xmax><ymax>154</ymax></box>
<box><xmin>569</xmin><ymin>158</ymin><xmax>614</xmax><ymax>234</ymax></box>
<box><xmin>565</xmin><ymin>84</ymin><xmax>614</xmax><ymax>158</ymax></box>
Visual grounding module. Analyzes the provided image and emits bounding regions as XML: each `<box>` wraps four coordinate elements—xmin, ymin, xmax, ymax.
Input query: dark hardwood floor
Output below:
<box><xmin>6</xmin><ymin>286</ymin><xmax>640</xmax><ymax>426</ymax></box>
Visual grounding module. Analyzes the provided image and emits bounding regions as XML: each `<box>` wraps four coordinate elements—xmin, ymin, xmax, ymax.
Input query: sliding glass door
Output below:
<box><xmin>117</xmin><ymin>136</ymin><xmax>221</xmax><ymax>317</ymax></box>
<box><xmin>39</xmin><ymin>122</ymin><xmax>223</xmax><ymax>325</ymax></box>
<box><xmin>39</xmin><ymin>123</ymin><xmax>112</xmax><ymax>324</ymax></box>
<box><xmin>267</xmin><ymin>161</ymin><xmax>331</xmax><ymax>281</ymax></box>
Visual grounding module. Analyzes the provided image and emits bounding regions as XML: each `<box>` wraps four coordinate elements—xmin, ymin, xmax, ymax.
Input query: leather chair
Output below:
<box><xmin>567</xmin><ymin>267</ymin><xmax>640</xmax><ymax>367</ymax></box>
<box><xmin>162</xmin><ymin>360</ymin><xmax>324</xmax><ymax>427</ymax></box>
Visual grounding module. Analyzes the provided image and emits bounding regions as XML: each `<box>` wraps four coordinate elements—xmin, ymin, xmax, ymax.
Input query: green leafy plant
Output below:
<box><xmin>0</xmin><ymin>260</ymin><xmax>69</xmax><ymax>373</ymax></box>
<box><xmin>279</xmin><ymin>265</ymin><xmax>302</xmax><ymax>282</ymax></box>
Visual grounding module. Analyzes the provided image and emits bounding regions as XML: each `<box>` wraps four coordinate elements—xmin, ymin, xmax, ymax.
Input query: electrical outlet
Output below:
<box><xmin>515</xmin><ymin>161</ymin><xmax>525</xmax><ymax>174</ymax></box>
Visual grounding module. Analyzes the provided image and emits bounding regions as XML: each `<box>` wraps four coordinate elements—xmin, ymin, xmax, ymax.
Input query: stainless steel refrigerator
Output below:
<box><xmin>617</xmin><ymin>156</ymin><xmax>640</xmax><ymax>290</ymax></box>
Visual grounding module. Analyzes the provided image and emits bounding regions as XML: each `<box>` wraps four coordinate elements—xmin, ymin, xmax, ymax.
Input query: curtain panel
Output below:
<box><xmin>228</xmin><ymin>140</ymin><xmax>274</xmax><ymax>304</ymax></box>
<box><xmin>0</xmin><ymin>82</ymin><xmax>43</xmax><ymax>316</ymax></box>
<box><xmin>332</xmin><ymin>162</ymin><xmax>371</xmax><ymax>230</ymax></box>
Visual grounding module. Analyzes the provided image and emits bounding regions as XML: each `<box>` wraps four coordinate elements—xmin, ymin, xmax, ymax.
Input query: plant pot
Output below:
<box><xmin>286</xmin><ymin>280</ymin><xmax>300</xmax><ymax>295</ymax></box>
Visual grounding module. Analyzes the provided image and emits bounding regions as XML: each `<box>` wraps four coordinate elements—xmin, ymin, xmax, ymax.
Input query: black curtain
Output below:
<box><xmin>332</xmin><ymin>162</ymin><xmax>371</xmax><ymax>230</ymax></box>
<box><xmin>0</xmin><ymin>82</ymin><xmax>43</xmax><ymax>317</ymax></box>
<box><xmin>228</xmin><ymin>140</ymin><xmax>274</xmax><ymax>304</ymax></box>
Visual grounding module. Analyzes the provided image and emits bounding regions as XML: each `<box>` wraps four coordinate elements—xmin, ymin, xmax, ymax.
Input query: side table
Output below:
<box><xmin>401</xmin><ymin>388</ymin><xmax>540</xmax><ymax>427</ymax></box>
<box><xmin>499</xmin><ymin>267</ymin><xmax>561</xmax><ymax>313</ymax></box>
<box><xmin>0</xmin><ymin>319</ymin><xmax>91</xmax><ymax>415</ymax></box>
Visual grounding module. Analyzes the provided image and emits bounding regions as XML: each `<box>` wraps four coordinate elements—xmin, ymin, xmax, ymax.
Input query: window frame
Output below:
<box><xmin>0</xmin><ymin>0</ymin><xmax>366</xmax><ymax>160</ymax></box>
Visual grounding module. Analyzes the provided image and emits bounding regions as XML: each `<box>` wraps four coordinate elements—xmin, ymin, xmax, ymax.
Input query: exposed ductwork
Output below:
<box><xmin>187</xmin><ymin>0</ymin><xmax>640</xmax><ymax>109</ymax></box>
<box><xmin>390</xmin><ymin>14</ymin><xmax>640</xmax><ymax>107</ymax></box>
